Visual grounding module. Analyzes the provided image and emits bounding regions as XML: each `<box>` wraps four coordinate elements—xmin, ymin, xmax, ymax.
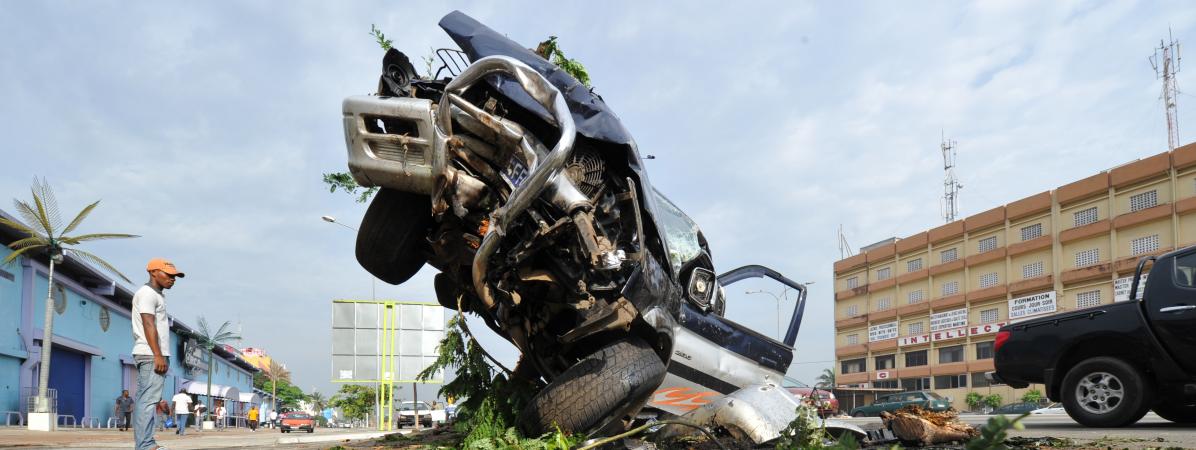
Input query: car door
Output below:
<box><xmin>1144</xmin><ymin>249</ymin><xmax>1196</xmax><ymax>373</ymax></box>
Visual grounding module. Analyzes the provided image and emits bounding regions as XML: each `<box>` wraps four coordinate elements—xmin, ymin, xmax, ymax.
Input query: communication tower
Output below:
<box><xmin>1150</xmin><ymin>30</ymin><xmax>1182</xmax><ymax>151</ymax></box>
<box><xmin>940</xmin><ymin>134</ymin><xmax>963</xmax><ymax>223</ymax></box>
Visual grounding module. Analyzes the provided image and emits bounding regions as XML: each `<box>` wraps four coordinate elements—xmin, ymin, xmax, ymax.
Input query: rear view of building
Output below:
<box><xmin>833</xmin><ymin>143</ymin><xmax>1196</xmax><ymax>410</ymax></box>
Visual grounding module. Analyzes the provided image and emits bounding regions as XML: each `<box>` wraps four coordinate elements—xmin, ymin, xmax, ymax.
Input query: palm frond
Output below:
<box><xmin>1</xmin><ymin>245</ymin><xmax>40</xmax><ymax>266</ymax></box>
<box><xmin>59</xmin><ymin>233</ymin><xmax>140</xmax><ymax>245</ymax></box>
<box><xmin>64</xmin><ymin>248</ymin><xmax>132</xmax><ymax>283</ymax></box>
<box><xmin>33</xmin><ymin>178</ymin><xmax>63</xmax><ymax>232</ymax></box>
<box><xmin>13</xmin><ymin>199</ymin><xmax>52</xmax><ymax>238</ymax></box>
<box><xmin>61</xmin><ymin>200</ymin><xmax>99</xmax><ymax>235</ymax></box>
<box><xmin>0</xmin><ymin>216</ymin><xmax>44</xmax><ymax>239</ymax></box>
<box><xmin>7</xmin><ymin>236</ymin><xmax>49</xmax><ymax>251</ymax></box>
<box><xmin>28</xmin><ymin>187</ymin><xmax>58</xmax><ymax>238</ymax></box>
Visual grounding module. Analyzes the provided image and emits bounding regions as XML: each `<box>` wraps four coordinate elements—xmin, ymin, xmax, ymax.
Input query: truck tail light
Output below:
<box><xmin>994</xmin><ymin>330</ymin><xmax>1011</xmax><ymax>353</ymax></box>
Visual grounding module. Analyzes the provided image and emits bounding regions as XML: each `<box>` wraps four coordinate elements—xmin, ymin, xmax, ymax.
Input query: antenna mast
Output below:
<box><xmin>1151</xmin><ymin>29</ymin><xmax>1182</xmax><ymax>150</ymax></box>
<box><xmin>838</xmin><ymin>224</ymin><xmax>854</xmax><ymax>259</ymax></box>
<box><xmin>940</xmin><ymin>133</ymin><xmax>963</xmax><ymax>223</ymax></box>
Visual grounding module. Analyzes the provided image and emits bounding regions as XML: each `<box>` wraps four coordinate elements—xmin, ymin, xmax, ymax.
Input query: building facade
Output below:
<box><xmin>0</xmin><ymin>210</ymin><xmax>260</xmax><ymax>427</ymax></box>
<box><xmin>833</xmin><ymin>143</ymin><xmax>1196</xmax><ymax>411</ymax></box>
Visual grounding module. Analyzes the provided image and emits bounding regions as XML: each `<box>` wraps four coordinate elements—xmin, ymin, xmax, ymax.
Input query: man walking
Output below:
<box><xmin>116</xmin><ymin>390</ymin><xmax>134</xmax><ymax>431</ymax></box>
<box><xmin>132</xmin><ymin>258</ymin><xmax>183</xmax><ymax>450</ymax></box>
<box><xmin>172</xmin><ymin>389</ymin><xmax>192</xmax><ymax>435</ymax></box>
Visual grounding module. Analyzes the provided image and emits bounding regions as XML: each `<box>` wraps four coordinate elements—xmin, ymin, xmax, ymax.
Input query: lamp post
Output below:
<box><xmin>745</xmin><ymin>282</ymin><xmax>813</xmax><ymax>340</ymax></box>
<box><xmin>321</xmin><ymin>215</ymin><xmax>381</xmax><ymax>428</ymax></box>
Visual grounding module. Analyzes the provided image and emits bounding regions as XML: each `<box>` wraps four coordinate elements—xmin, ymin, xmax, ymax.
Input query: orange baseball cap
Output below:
<box><xmin>146</xmin><ymin>258</ymin><xmax>185</xmax><ymax>277</ymax></box>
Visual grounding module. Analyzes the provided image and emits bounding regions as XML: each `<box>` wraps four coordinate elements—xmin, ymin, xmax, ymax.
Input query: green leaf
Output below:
<box><xmin>0</xmin><ymin>216</ymin><xmax>44</xmax><ymax>239</ymax></box>
<box><xmin>61</xmin><ymin>200</ymin><xmax>98</xmax><ymax>235</ymax></box>
<box><xmin>1</xmin><ymin>245</ymin><xmax>40</xmax><ymax>266</ymax></box>
<box><xmin>370</xmin><ymin>24</ymin><xmax>392</xmax><ymax>51</ymax></box>
<box><xmin>65</xmin><ymin>248</ymin><xmax>133</xmax><ymax>283</ymax></box>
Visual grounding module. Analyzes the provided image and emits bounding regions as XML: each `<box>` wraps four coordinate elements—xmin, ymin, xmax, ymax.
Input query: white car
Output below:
<box><xmin>1031</xmin><ymin>403</ymin><xmax>1065</xmax><ymax>414</ymax></box>
<box><xmin>396</xmin><ymin>401</ymin><xmax>446</xmax><ymax>428</ymax></box>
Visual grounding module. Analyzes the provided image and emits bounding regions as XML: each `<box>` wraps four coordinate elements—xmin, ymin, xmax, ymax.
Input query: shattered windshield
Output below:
<box><xmin>652</xmin><ymin>188</ymin><xmax>702</xmax><ymax>274</ymax></box>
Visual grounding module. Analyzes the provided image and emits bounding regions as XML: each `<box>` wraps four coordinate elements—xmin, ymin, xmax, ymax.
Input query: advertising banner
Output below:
<box><xmin>868</xmin><ymin>321</ymin><xmax>898</xmax><ymax>342</ymax></box>
<box><xmin>1008</xmin><ymin>291</ymin><xmax>1056</xmax><ymax>320</ymax></box>
<box><xmin>1114</xmin><ymin>274</ymin><xmax>1148</xmax><ymax>302</ymax></box>
<box><xmin>930</xmin><ymin>308</ymin><xmax>968</xmax><ymax>331</ymax></box>
<box><xmin>968</xmin><ymin>322</ymin><xmax>1007</xmax><ymax>336</ymax></box>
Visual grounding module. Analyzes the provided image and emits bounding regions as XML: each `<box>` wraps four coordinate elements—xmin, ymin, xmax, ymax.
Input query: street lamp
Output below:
<box><xmin>745</xmin><ymin>288</ymin><xmax>791</xmax><ymax>340</ymax></box>
<box><xmin>320</xmin><ymin>215</ymin><xmax>372</xmax><ymax>300</ymax></box>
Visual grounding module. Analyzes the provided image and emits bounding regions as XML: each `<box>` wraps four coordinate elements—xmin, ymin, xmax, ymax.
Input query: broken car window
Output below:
<box><xmin>652</xmin><ymin>188</ymin><xmax>702</xmax><ymax>274</ymax></box>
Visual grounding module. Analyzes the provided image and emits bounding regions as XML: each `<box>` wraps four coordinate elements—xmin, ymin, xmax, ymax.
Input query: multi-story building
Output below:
<box><xmin>833</xmin><ymin>143</ymin><xmax>1196</xmax><ymax>411</ymax></box>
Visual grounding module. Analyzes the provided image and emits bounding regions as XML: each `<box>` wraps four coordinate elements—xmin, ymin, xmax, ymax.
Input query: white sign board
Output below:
<box><xmin>331</xmin><ymin>301</ymin><xmax>446</xmax><ymax>383</ymax></box>
<box><xmin>1009</xmin><ymin>291</ymin><xmax>1057</xmax><ymax>320</ymax></box>
<box><xmin>968</xmin><ymin>322</ymin><xmax>1006</xmax><ymax>336</ymax></box>
<box><xmin>1114</xmin><ymin>274</ymin><xmax>1148</xmax><ymax>302</ymax></box>
<box><xmin>930</xmin><ymin>308</ymin><xmax>969</xmax><ymax>331</ymax></box>
<box><xmin>868</xmin><ymin>321</ymin><xmax>898</xmax><ymax>342</ymax></box>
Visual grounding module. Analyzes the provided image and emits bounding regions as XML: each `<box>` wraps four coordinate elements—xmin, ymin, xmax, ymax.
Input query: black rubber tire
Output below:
<box><xmin>519</xmin><ymin>338</ymin><xmax>666</xmax><ymax>436</ymax></box>
<box><xmin>852</xmin><ymin>412</ymin><xmax>864</xmax><ymax>418</ymax></box>
<box><xmin>1153</xmin><ymin>402</ymin><xmax>1196</xmax><ymax>424</ymax></box>
<box><xmin>356</xmin><ymin>188</ymin><xmax>433</xmax><ymax>285</ymax></box>
<box><xmin>1060</xmin><ymin>357</ymin><xmax>1152</xmax><ymax>427</ymax></box>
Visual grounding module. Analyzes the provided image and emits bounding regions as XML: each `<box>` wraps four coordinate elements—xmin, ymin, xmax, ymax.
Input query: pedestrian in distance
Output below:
<box><xmin>247</xmin><ymin>405</ymin><xmax>259</xmax><ymax>432</ymax></box>
<box><xmin>172</xmin><ymin>389</ymin><xmax>192</xmax><ymax>435</ymax></box>
<box><xmin>215</xmin><ymin>402</ymin><xmax>226</xmax><ymax>430</ymax></box>
<box><xmin>156</xmin><ymin>400</ymin><xmax>169</xmax><ymax>431</ymax></box>
<box><xmin>192</xmin><ymin>400</ymin><xmax>206</xmax><ymax>433</ymax></box>
<box><xmin>133</xmin><ymin>258</ymin><xmax>184</xmax><ymax>450</ymax></box>
<box><xmin>269</xmin><ymin>409</ymin><xmax>277</xmax><ymax>429</ymax></box>
<box><xmin>116</xmin><ymin>389</ymin><xmax>134</xmax><ymax>431</ymax></box>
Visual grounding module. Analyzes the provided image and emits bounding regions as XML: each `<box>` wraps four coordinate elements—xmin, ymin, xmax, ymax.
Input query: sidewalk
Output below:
<box><xmin>0</xmin><ymin>426</ymin><xmax>399</xmax><ymax>449</ymax></box>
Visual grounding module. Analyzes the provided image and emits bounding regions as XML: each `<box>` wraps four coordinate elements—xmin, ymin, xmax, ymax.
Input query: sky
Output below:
<box><xmin>2</xmin><ymin>1</ymin><xmax>1195</xmax><ymax>401</ymax></box>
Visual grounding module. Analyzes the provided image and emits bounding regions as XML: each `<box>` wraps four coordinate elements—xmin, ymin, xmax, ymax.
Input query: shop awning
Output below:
<box><xmin>180</xmin><ymin>380</ymin><xmax>240</xmax><ymax>399</ymax></box>
<box><xmin>238</xmin><ymin>392</ymin><xmax>261</xmax><ymax>405</ymax></box>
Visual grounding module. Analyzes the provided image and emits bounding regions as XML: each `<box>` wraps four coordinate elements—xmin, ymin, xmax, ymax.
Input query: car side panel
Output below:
<box><xmin>651</xmin><ymin>320</ymin><xmax>786</xmax><ymax>415</ymax></box>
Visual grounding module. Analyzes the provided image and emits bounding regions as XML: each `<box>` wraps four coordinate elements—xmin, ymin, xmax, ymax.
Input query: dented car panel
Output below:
<box><xmin>658</xmin><ymin>384</ymin><xmax>865</xmax><ymax>444</ymax></box>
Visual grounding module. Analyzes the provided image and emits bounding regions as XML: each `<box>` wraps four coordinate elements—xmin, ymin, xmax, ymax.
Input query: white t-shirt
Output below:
<box><xmin>131</xmin><ymin>285</ymin><xmax>171</xmax><ymax>356</ymax></box>
<box><xmin>172</xmin><ymin>393</ymin><xmax>192</xmax><ymax>415</ymax></box>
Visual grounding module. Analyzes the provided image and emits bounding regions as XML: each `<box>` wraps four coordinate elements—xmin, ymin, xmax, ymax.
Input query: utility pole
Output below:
<box><xmin>1151</xmin><ymin>29</ymin><xmax>1182</xmax><ymax>151</ymax></box>
<box><xmin>940</xmin><ymin>133</ymin><xmax>963</xmax><ymax>223</ymax></box>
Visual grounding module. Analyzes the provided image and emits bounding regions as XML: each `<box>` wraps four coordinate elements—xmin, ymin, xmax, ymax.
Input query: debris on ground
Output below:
<box><xmin>1003</xmin><ymin>436</ymin><xmax>1077</xmax><ymax>448</ymax></box>
<box><xmin>879</xmin><ymin>406</ymin><xmax>978</xmax><ymax>446</ymax></box>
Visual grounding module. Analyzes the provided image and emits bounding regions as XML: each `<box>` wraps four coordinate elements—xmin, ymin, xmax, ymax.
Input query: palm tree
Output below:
<box><xmin>307</xmin><ymin>390</ymin><xmax>327</xmax><ymax>416</ymax></box>
<box><xmin>194</xmin><ymin>317</ymin><xmax>240</xmax><ymax>421</ymax></box>
<box><xmin>264</xmin><ymin>359</ymin><xmax>290</xmax><ymax>413</ymax></box>
<box><xmin>0</xmin><ymin>179</ymin><xmax>137</xmax><ymax>417</ymax></box>
<box><xmin>815</xmin><ymin>367</ymin><xmax>836</xmax><ymax>389</ymax></box>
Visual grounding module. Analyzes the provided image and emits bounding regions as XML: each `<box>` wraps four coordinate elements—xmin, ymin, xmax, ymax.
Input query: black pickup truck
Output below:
<box><xmin>991</xmin><ymin>246</ymin><xmax>1196</xmax><ymax>427</ymax></box>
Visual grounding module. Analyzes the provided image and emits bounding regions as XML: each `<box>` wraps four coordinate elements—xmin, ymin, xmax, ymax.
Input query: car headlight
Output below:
<box><xmin>687</xmin><ymin>268</ymin><xmax>715</xmax><ymax>310</ymax></box>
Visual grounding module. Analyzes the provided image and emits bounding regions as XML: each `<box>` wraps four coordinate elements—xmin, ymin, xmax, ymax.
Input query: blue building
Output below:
<box><xmin>0</xmin><ymin>209</ymin><xmax>260</xmax><ymax>427</ymax></box>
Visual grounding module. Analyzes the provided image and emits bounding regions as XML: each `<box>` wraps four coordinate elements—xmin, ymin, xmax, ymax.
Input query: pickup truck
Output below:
<box><xmin>396</xmin><ymin>401</ymin><xmax>445</xmax><ymax>428</ymax></box>
<box><xmin>990</xmin><ymin>246</ymin><xmax>1196</xmax><ymax>427</ymax></box>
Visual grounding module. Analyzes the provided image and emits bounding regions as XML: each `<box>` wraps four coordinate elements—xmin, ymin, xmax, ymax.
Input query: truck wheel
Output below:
<box><xmin>519</xmin><ymin>338</ymin><xmax>665</xmax><ymax>437</ymax></box>
<box><xmin>1060</xmin><ymin>357</ymin><xmax>1152</xmax><ymax>427</ymax></box>
<box><xmin>1152</xmin><ymin>402</ymin><xmax>1196</xmax><ymax>424</ymax></box>
<box><xmin>356</xmin><ymin>188</ymin><xmax>433</xmax><ymax>285</ymax></box>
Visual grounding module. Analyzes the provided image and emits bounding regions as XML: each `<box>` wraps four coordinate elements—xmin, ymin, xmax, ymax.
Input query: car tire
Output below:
<box><xmin>356</xmin><ymin>188</ymin><xmax>433</xmax><ymax>285</ymax></box>
<box><xmin>518</xmin><ymin>338</ymin><xmax>666</xmax><ymax>436</ymax></box>
<box><xmin>1152</xmin><ymin>402</ymin><xmax>1196</xmax><ymax>424</ymax></box>
<box><xmin>851</xmin><ymin>412</ymin><xmax>864</xmax><ymax>418</ymax></box>
<box><xmin>1060</xmin><ymin>357</ymin><xmax>1152</xmax><ymax>427</ymax></box>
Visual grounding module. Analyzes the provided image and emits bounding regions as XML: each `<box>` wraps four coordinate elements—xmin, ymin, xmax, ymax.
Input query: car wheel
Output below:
<box><xmin>1152</xmin><ymin>402</ymin><xmax>1196</xmax><ymax>424</ymax></box>
<box><xmin>1061</xmin><ymin>357</ymin><xmax>1152</xmax><ymax>427</ymax></box>
<box><xmin>519</xmin><ymin>338</ymin><xmax>666</xmax><ymax>436</ymax></box>
<box><xmin>307</xmin><ymin>428</ymin><xmax>313</xmax><ymax>433</ymax></box>
<box><xmin>356</xmin><ymin>188</ymin><xmax>433</xmax><ymax>285</ymax></box>
<box><xmin>851</xmin><ymin>412</ymin><xmax>863</xmax><ymax>418</ymax></box>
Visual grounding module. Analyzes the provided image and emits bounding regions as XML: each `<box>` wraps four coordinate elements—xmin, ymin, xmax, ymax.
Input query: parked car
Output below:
<box><xmin>1031</xmin><ymin>403</ymin><xmax>1065</xmax><ymax>415</ymax></box>
<box><xmin>279</xmin><ymin>412</ymin><xmax>314</xmax><ymax>433</ymax></box>
<box><xmin>337</xmin><ymin>11</ymin><xmax>815</xmax><ymax>439</ymax></box>
<box><xmin>991</xmin><ymin>246</ymin><xmax>1196</xmax><ymax>427</ymax></box>
<box><xmin>396</xmin><ymin>401</ymin><xmax>445</xmax><ymax>428</ymax></box>
<box><xmin>991</xmin><ymin>402</ymin><xmax>1041</xmax><ymax>415</ymax></box>
<box><xmin>848</xmin><ymin>391</ymin><xmax>951</xmax><ymax>417</ymax></box>
<box><xmin>782</xmin><ymin>377</ymin><xmax>838</xmax><ymax>416</ymax></box>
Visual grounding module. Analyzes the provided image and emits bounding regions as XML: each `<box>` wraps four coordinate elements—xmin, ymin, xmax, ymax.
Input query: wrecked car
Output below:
<box><xmin>338</xmin><ymin>11</ymin><xmax>843</xmax><ymax>442</ymax></box>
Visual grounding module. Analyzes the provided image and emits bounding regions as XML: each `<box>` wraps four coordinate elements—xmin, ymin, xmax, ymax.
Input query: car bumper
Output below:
<box><xmin>985</xmin><ymin>371</ymin><xmax>1029</xmax><ymax>388</ymax></box>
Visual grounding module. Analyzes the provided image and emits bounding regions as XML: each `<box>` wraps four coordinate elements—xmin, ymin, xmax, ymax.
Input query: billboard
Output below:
<box><xmin>330</xmin><ymin>300</ymin><xmax>445</xmax><ymax>384</ymax></box>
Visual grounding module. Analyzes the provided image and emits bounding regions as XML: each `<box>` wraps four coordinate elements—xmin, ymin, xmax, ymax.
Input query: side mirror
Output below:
<box><xmin>686</xmin><ymin>267</ymin><xmax>715</xmax><ymax>310</ymax></box>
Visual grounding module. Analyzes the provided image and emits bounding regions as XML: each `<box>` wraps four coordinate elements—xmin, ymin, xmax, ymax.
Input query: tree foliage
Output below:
<box><xmin>329</xmin><ymin>384</ymin><xmax>376</xmax><ymax>422</ymax></box>
<box><xmin>535</xmin><ymin>36</ymin><xmax>591</xmax><ymax>87</ymax></box>
<box><xmin>322</xmin><ymin>172</ymin><xmax>377</xmax><ymax>203</ymax></box>
<box><xmin>983</xmin><ymin>394</ymin><xmax>1004</xmax><ymax>410</ymax></box>
<box><xmin>253</xmin><ymin>372</ymin><xmax>305</xmax><ymax>410</ymax></box>
<box><xmin>193</xmin><ymin>317</ymin><xmax>240</xmax><ymax>419</ymax></box>
<box><xmin>965</xmin><ymin>392</ymin><xmax>985</xmax><ymax>411</ymax></box>
<box><xmin>815</xmin><ymin>368</ymin><xmax>835</xmax><ymax>389</ymax></box>
<box><xmin>1019</xmin><ymin>389</ymin><xmax>1044</xmax><ymax>404</ymax></box>
<box><xmin>370</xmin><ymin>24</ymin><xmax>392</xmax><ymax>51</ymax></box>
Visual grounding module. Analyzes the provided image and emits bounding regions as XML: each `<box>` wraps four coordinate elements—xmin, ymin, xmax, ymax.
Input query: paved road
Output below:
<box><xmin>0</xmin><ymin>426</ymin><xmax>405</xmax><ymax>448</ymax></box>
<box><xmin>839</xmin><ymin>412</ymin><xmax>1196</xmax><ymax>449</ymax></box>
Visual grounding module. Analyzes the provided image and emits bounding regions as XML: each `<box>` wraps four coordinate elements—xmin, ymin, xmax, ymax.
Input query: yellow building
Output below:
<box><xmin>241</xmin><ymin>347</ymin><xmax>276</xmax><ymax>372</ymax></box>
<box><xmin>832</xmin><ymin>143</ymin><xmax>1196</xmax><ymax>411</ymax></box>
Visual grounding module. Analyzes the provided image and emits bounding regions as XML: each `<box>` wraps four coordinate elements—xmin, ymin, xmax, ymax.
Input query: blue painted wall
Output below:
<box><xmin>0</xmin><ymin>246</ymin><xmax>25</xmax><ymax>413</ymax></box>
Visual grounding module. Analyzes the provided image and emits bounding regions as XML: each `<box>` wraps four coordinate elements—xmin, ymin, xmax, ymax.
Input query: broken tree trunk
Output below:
<box><xmin>880</xmin><ymin>406</ymin><xmax>977</xmax><ymax>446</ymax></box>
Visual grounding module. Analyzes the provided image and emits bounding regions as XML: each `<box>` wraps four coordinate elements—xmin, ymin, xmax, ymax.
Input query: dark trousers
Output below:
<box><xmin>249</xmin><ymin>420</ymin><xmax>258</xmax><ymax>430</ymax></box>
<box><xmin>121</xmin><ymin>412</ymin><xmax>131</xmax><ymax>430</ymax></box>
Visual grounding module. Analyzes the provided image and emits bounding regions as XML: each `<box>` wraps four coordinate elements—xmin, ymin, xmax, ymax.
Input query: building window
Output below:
<box><xmin>875</xmin><ymin>354</ymin><xmax>896</xmax><ymax>370</ymax></box>
<box><xmin>908</xmin><ymin>322</ymin><xmax>924</xmax><ymax>335</ymax></box>
<box><xmin>1022</xmin><ymin>261</ymin><xmax>1044</xmax><ymax>279</ymax></box>
<box><xmin>901</xmin><ymin>377</ymin><xmax>932</xmax><ymax>391</ymax></box>
<box><xmin>935</xmin><ymin>374</ymin><xmax>967</xmax><ymax>389</ymax></box>
<box><xmin>980</xmin><ymin>308</ymin><xmax>999</xmax><ymax>324</ymax></box>
<box><xmin>1074</xmin><ymin>206</ymin><xmax>1098</xmax><ymax>227</ymax></box>
<box><xmin>941</xmin><ymin>248</ymin><xmax>958</xmax><ymax>263</ymax></box>
<box><xmin>907</xmin><ymin>258</ymin><xmax>923</xmax><ymax>272</ymax></box>
<box><xmin>976</xmin><ymin>341</ymin><xmax>995</xmax><ymax>360</ymax></box>
<box><xmin>877</xmin><ymin>267</ymin><xmax>892</xmax><ymax>281</ymax></box>
<box><xmin>971</xmin><ymin>372</ymin><xmax>991</xmax><ymax>388</ymax></box>
<box><xmin>1020</xmin><ymin>223</ymin><xmax>1043</xmax><ymax>241</ymax></box>
<box><xmin>939</xmin><ymin>345</ymin><xmax>964</xmax><ymax>364</ymax></box>
<box><xmin>1076</xmin><ymin>248</ymin><xmax>1101</xmax><ymax>267</ymax></box>
<box><xmin>904</xmin><ymin>350</ymin><xmax>928</xmax><ymax>367</ymax></box>
<box><xmin>846</xmin><ymin>334</ymin><xmax>859</xmax><ymax>345</ymax></box>
<box><xmin>942</xmin><ymin>280</ymin><xmax>959</xmax><ymax>296</ymax></box>
<box><xmin>1077</xmin><ymin>290</ymin><xmax>1102</xmax><ymax>309</ymax></box>
<box><xmin>1129</xmin><ymin>190</ymin><xmax>1158</xmax><ymax>212</ymax></box>
<box><xmin>874</xmin><ymin>379</ymin><xmax>899</xmax><ymax>389</ymax></box>
<box><xmin>978</xmin><ymin>236</ymin><xmax>998</xmax><ymax>253</ymax></box>
<box><xmin>1131</xmin><ymin>235</ymin><xmax>1160</xmax><ymax>256</ymax></box>
<box><xmin>841</xmin><ymin>358</ymin><xmax>866</xmax><ymax>374</ymax></box>
<box><xmin>979</xmin><ymin>272</ymin><xmax>999</xmax><ymax>289</ymax></box>
<box><xmin>907</xmin><ymin>289</ymin><xmax>924</xmax><ymax>304</ymax></box>
<box><xmin>845</xmin><ymin>305</ymin><xmax>859</xmax><ymax>317</ymax></box>
<box><xmin>847</xmin><ymin>277</ymin><xmax>859</xmax><ymax>289</ymax></box>
<box><xmin>876</xmin><ymin>297</ymin><xmax>892</xmax><ymax>311</ymax></box>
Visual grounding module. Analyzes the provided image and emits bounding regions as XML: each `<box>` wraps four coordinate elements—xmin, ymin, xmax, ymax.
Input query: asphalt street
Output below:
<box><xmin>841</xmin><ymin>412</ymin><xmax>1196</xmax><ymax>448</ymax></box>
